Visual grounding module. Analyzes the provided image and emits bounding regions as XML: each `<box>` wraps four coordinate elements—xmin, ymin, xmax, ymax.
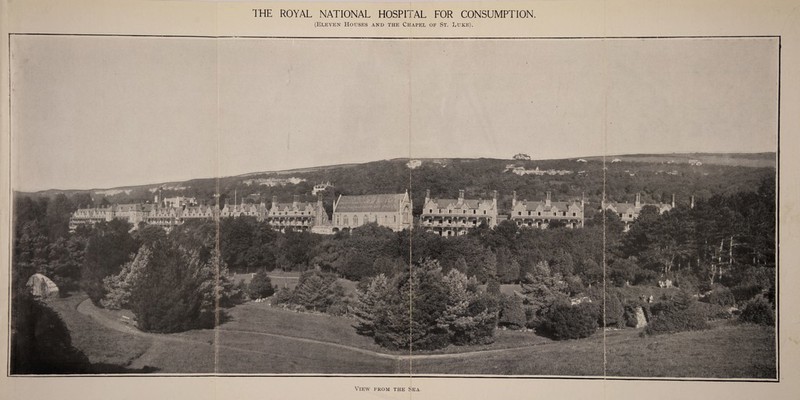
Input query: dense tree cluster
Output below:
<box><xmin>354</xmin><ymin>260</ymin><xmax>498</xmax><ymax>351</ymax></box>
<box><xmin>644</xmin><ymin>291</ymin><xmax>709</xmax><ymax>335</ymax></box>
<box><xmin>272</xmin><ymin>269</ymin><xmax>348</xmax><ymax>315</ymax></box>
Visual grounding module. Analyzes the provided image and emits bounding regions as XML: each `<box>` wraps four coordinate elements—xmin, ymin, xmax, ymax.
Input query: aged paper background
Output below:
<box><xmin>1</xmin><ymin>0</ymin><xmax>798</xmax><ymax>399</ymax></box>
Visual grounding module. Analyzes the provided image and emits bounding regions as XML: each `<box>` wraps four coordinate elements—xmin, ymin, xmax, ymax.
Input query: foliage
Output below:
<box><xmin>290</xmin><ymin>269</ymin><xmax>344</xmax><ymax>312</ymax></box>
<box><xmin>702</xmin><ymin>286</ymin><xmax>736</xmax><ymax>307</ymax></box>
<box><xmin>127</xmin><ymin>232</ymin><xmax>236</xmax><ymax>333</ymax></box>
<box><xmin>497</xmin><ymin>294</ymin><xmax>527</xmax><ymax>329</ymax></box>
<box><xmin>695</xmin><ymin>302</ymin><xmax>733</xmax><ymax>321</ymax></box>
<box><xmin>519</xmin><ymin>261</ymin><xmax>570</xmax><ymax>328</ymax></box>
<box><xmin>372</xmin><ymin>260</ymin><xmax>450</xmax><ymax>351</ymax></box>
<box><xmin>101</xmin><ymin>246</ymin><xmax>151</xmax><ymax>309</ymax></box>
<box><xmin>602</xmin><ymin>290</ymin><xmax>626</xmax><ymax>328</ymax></box>
<box><xmin>739</xmin><ymin>295</ymin><xmax>775</xmax><ymax>326</ymax></box>
<box><xmin>10</xmin><ymin>291</ymin><xmax>92</xmax><ymax>374</ymax></box>
<box><xmin>541</xmin><ymin>303</ymin><xmax>599</xmax><ymax>340</ymax></box>
<box><xmin>644</xmin><ymin>291</ymin><xmax>709</xmax><ymax>335</ymax></box>
<box><xmin>438</xmin><ymin>269</ymin><xmax>498</xmax><ymax>346</ymax></box>
<box><xmin>80</xmin><ymin>219</ymin><xmax>139</xmax><ymax>305</ymax></box>
<box><xmin>357</xmin><ymin>260</ymin><xmax>498</xmax><ymax>350</ymax></box>
<box><xmin>353</xmin><ymin>274</ymin><xmax>390</xmax><ymax>336</ymax></box>
<box><xmin>247</xmin><ymin>270</ymin><xmax>275</xmax><ymax>300</ymax></box>
<box><xmin>272</xmin><ymin>287</ymin><xmax>294</xmax><ymax>305</ymax></box>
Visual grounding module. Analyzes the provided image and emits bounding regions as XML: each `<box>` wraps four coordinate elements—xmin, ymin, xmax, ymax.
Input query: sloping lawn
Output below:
<box><xmin>46</xmin><ymin>294</ymin><xmax>153</xmax><ymax>368</ymax></box>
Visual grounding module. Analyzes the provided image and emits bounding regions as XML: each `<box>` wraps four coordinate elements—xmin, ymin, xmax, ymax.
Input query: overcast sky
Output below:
<box><xmin>11</xmin><ymin>36</ymin><xmax>778</xmax><ymax>191</ymax></box>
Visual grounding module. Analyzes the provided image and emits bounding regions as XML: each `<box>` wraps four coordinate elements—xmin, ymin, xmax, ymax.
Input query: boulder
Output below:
<box><xmin>26</xmin><ymin>273</ymin><xmax>60</xmax><ymax>299</ymax></box>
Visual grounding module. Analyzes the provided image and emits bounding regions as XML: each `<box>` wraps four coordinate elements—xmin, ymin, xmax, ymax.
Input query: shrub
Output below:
<box><xmin>373</xmin><ymin>262</ymin><xmax>450</xmax><ymax>351</ymax></box>
<box><xmin>292</xmin><ymin>269</ymin><xmax>344</xmax><ymax>312</ymax></box>
<box><xmin>644</xmin><ymin>291</ymin><xmax>708</xmax><ymax>335</ymax></box>
<box><xmin>273</xmin><ymin>287</ymin><xmax>293</xmax><ymax>305</ymax></box>
<box><xmin>497</xmin><ymin>295</ymin><xmax>526</xmax><ymax>330</ymax></box>
<box><xmin>541</xmin><ymin>303</ymin><xmax>599</xmax><ymax>340</ymax></box>
<box><xmin>130</xmin><ymin>247</ymin><xmax>231</xmax><ymax>333</ymax></box>
<box><xmin>703</xmin><ymin>286</ymin><xmax>736</xmax><ymax>307</ymax></box>
<box><xmin>247</xmin><ymin>270</ymin><xmax>275</xmax><ymax>300</ymax></box>
<box><xmin>696</xmin><ymin>302</ymin><xmax>733</xmax><ymax>320</ymax></box>
<box><xmin>739</xmin><ymin>295</ymin><xmax>775</xmax><ymax>326</ymax></box>
<box><xmin>327</xmin><ymin>298</ymin><xmax>351</xmax><ymax>317</ymax></box>
<box><xmin>10</xmin><ymin>292</ymin><xmax>92</xmax><ymax>373</ymax></box>
<box><xmin>730</xmin><ymin>284</ymin><xmax>764</xmax><ymax>304</ymax></box>
<box><xmin>602</xmin><ymin>291</ymin><xmax>625</xmax><ymax>328</ymax></box>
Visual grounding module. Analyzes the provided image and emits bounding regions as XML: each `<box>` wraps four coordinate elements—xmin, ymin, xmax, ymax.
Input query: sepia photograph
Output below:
<box><xmin>7</xmin><ymin>33</ymin><xmax>778</xmax><ymax>380</ymax></box>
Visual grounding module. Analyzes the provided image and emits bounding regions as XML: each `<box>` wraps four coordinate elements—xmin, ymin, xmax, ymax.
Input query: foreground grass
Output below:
<box><xmin>46</xmin><ymin>294</ymin><xmax>153</xmax><ymax>368</ymax></box>
<box><xmin>412</xmin><ymin>322</ymin><xmax>776</xmax><ymax>378</ymax></box>
<box><xmin>605</xmin><ymin>322</ymin><xmax>776</xmax><ymax>378</ymax></box>
<box><xmin>217</xmin><ymin>302</ymin><xmax>551</xmax><ymax>356</ymax></box>
<box><xmin>50</xmin><ymin>294</ymin><xmax>776</xmax><ymax>377</ymax></box>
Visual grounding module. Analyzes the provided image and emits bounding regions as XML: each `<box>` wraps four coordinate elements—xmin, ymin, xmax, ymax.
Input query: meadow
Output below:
<box><xmin>47</xmin><ymin>293</ymin><xmax>776</xmax><ymax>378</ymax></box>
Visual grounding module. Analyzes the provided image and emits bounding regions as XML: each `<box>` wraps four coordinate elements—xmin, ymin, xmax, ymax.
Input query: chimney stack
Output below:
<box><xmin>512</xmin><ymin>191</ymin><xmax>517</xmax><ymax>208</ymax></box>
<box><xmin>425</xmin><ymin>189</ymin><xmax>430</xmax><ymax>204</ymax></box>
<box><xmin>458</xmin><ymin>189</ymin><xmax>464</xmax><ymax>204</ymax></box>
<box><xmin>672</xmin><ymin>194</ymin><xmax>676</xmax><ymax>208</ymax></box>
<box><xmin>293</xmin><ymin>195</ymin><xmax>299</xmax><ymax>209</ymax></box>
<box><xmin>546</xmin><ymin>191</ymin><xmax>552</xmax><ymax>207</ymax></box>
<box><xmin>635</xmin><ymin>193</ymin><xmax>641</xmax><ymax>207</ymax></box>
<box><xmin>272</xmin><ymin>195</ymin><xmax>278</xmax><ymax>210</ymax></box>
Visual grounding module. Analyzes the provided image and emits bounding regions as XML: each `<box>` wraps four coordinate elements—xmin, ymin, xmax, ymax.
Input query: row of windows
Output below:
<box><xmin>336</xmin><ymin>214</ymin><xmax>395</xmax><ymax>225</ymax></box>
<box><xmin>426</xmin><ymin>209</ymin><xmax>489</xmax><ymax>215</ymax></box>
<box><xmin>516</xmin><ymin>211</ymin><xmax>579</xmax><ymax>217</ymax></box>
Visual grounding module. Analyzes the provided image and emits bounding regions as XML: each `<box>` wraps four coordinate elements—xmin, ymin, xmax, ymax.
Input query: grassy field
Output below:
<box><xmin>48</xmin><ymin>293</ymin><xmax>776</xmax><ymax>377</ymax></box>
<box><xmin>46</xmin><ymin>294</ymin><xmax>153</xmax><ymax>368</ymax></box>
<box><xmin>412</xmin><ymin>322</ymin><xmax>775</xmax><ymax>378</ymax></box>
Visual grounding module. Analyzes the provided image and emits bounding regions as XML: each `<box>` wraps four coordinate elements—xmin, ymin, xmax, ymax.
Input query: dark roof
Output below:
<box><xmin>336</xmin><ymin>193</ymin><xmax>407</xmax><ymax>213</ymax></box>
<box><xmin>272</xmin><ymin>202</ymin><xmax>314</xmax><ymax>211</ymax></box>
<box><xmin>606</xmin><ymin>202</ymin><xmax>639</xmax><ymax>212</ymax></box>
<box><xmin>605</xmin><ymin>202</ymin><xmax>671</xmax><ymax>213</ymax></box>
<box><xmin>427</xmin><ymin>198</ymin><xmax>484</xmax><ymax>209</ymax></box>
<box><xmin>516</xmin><ymin>200</ymin><xmax>580</xmax><ymax>212</ymax></box>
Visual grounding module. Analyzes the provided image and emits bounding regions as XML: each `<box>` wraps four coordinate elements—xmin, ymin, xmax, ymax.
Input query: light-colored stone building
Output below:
<box><xmin>220</xmin><ymin>201</ymin><xmax>266</xmax><ymax>220</ymax></box>
<box><xmin>331</xmin><ymin>192</ymin><xmax>412</xmax><ymax>232</ymax></box>
<box><xmin>420</xmin><ymin>189</ymin><xmax>498</xmax><ymax>236</ymax></box>
<box><xmin>266</xmin><ymin>195</ymin><xmax>329</xmax><ymax>232</ymax></box>
<box><xmin>510</xmin><ymin>191</ymin><xmax>584</xmax><ymax>229</ymax></box>
<box><xmin>603</xmin><ymin>193</ymin><xmax>674</xmax><ymax>231</ymax></box>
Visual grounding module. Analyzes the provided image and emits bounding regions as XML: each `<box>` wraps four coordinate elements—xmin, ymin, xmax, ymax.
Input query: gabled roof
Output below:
<box><xmin>426</xmin><ymin>198</ymin><xmax>486</xmax><ymax>210</ymax></box>
<box><xmin>515</xmin><ymin>200</ymin><xmax>581</xmax><ymax>212</ymax></box>
<box><xmin>335</xmin><ymin>193</ymin><xmax>408</xmax><ymax>213</ymax></box>
<box><xmin>605</xmin><ymin>202</ymin><xmax>639</xmax><ymax>213</ymax></box>
<box><xmin>271</xmin><ymin>202</ymin><xmax>315</xmax><ymax>212</ymax></box>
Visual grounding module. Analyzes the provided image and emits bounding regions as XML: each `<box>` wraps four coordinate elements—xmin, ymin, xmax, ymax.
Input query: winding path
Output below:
<box><xmin>77</xmin><ymin>299</ymin><xmax>543</xmax><ymax>371</ymax></box>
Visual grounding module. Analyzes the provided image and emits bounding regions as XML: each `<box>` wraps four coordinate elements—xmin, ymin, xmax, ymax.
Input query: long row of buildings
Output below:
<box><xmin>69</xmin><ymin>190</ymin><xmax>675</xmax><ymax>235</ymax></box>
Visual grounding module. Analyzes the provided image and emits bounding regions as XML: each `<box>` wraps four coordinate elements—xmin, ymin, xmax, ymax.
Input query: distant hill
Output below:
<box><xmin>584</xmin><ymin>153</ymin><xmax>776</xmax><ymax>168</ymax></box>
<box><xmin>16</xmin><ymin>153</ymin><xmax>776</xmax><ymax>216</ymax></box>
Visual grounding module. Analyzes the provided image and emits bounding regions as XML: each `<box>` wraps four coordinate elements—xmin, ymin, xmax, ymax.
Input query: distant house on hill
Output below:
<box><xmin>331</xmin><ymin>192</ymin><xmax>412</xmax><ymax>232</ymax></box>
<box><xmin>513</xmin><ymin>153</ymin><xmax>531</xmax><ymax>160</ymax></box>
<box><xmin>421</xmin><ymin>189</ymin><xmax>498</xmax><ymax>236</ymax></box>
<box><xmin>510</xmin><ymin>191</ymin><xmax>584</xmax><ymax>229</ymax></box>
<box><xmin>311</xmin><ymin>182</ymin><xmax>333</xmax><ymax>196</ymax></box>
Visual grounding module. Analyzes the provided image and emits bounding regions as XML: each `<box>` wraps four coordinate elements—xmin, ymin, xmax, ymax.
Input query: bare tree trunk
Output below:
<box><xmin>718</xmin><ymin>239</ymin><xmax>725</xmax><ymax>280</ymax></box>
